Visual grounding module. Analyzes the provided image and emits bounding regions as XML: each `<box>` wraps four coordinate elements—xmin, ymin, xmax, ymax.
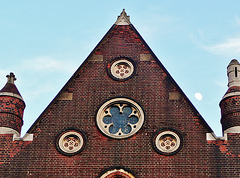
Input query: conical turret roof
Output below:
<box><xmin>0</xmin><ymin>73</ymin><xmax>23</xmax><ymax>100</ymax></box>
<box><xmin>228</xmin><ymin>59</ymin><xmax>240</xmax><ymax>67</ymax></box>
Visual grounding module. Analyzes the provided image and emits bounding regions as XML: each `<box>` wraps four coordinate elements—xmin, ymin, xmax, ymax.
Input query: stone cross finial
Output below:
<box><xmin>6</xmin><ymin>72</ymin><xmax>16</xmax><ymax>84</ymax></box>
<box><xmin>115</xmin><ymin>9</ymin><xmax>131</xmax><ymax>25</ymax></box>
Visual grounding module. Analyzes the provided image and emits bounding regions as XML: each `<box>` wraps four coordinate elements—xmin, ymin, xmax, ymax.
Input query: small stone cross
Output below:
<box><xmin>6</xmin><ymin>72</ymin><xmax>16</xmax><ymax>84</ymax></box>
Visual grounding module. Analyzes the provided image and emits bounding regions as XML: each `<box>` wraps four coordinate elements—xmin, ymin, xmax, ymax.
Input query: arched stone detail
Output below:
<box><xmin>100</xmin><ymin>168</ymin><xmax>135</xmax><ymax>178</ymax></box>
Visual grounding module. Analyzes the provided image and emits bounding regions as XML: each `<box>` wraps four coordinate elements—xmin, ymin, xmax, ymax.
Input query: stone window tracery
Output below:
<box><xmin>56</xmin><ymin>129</ymin><xmax>85</xmax><ymax>156</ymax></box>
<box><xmin>153</xmin><ymin>129</ymin><xmax>182</xmax><ymax>155</ymax></box>
<box><xmin>108</xmin><ymin>58</ymin><xmax>135</xmax><ymax>81</ymax></box>
<box><xmin>96</xmin><ymin>98</ymin><xmax>144</xmax><ymax>139</ymax></box>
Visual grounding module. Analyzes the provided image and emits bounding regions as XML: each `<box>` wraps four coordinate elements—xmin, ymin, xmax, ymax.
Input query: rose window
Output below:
<box><xmin>96</xmin><ymin>98</ymin><xmax>144</xmax><ymax>139</ymax></box>
<box><xmin>153</xmin><ymin>129</ymin><xmax>182</xmax><ymax>155</ymax></box>
<box><xmin>56</xmin><ymin>129</ymin><xmax>85</xmax><ymax>156</ymax></box>
<box><xmin>109</xmin><ymin>58</ymin><xmax>135</xmax><ymax>80</ymax></box>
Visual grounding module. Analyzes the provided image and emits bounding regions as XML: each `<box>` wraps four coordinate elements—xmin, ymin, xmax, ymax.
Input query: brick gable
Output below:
<box><xmin>1</xmin><ymin>11</ymin><xmax>240</xmax><ymax>177</ymax></box>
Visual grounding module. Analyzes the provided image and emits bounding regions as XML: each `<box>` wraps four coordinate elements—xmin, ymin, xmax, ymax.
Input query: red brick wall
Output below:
<box><xmin>0</xmin><ymin>96</ymin><xmax>25</xmax><ymax>133</ymax></box>
<box><xmin>207</xmin><ymin>133</ymin><xmax>240</xmax><ymax>177</ymax></box>
<box><xmin>0</xmin><ymin>25</ymin><xmax>240</xmax><ymax>177</ymax></box>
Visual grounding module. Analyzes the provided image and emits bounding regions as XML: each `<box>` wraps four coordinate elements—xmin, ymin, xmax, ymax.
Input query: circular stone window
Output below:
<box><xmin>153</xmin><ymin>129</ymin><xmax>182</xmax><ymax>155</ymax></box>
<box><xmin>96</xmin><ymin>98</ymin><xmax>144</xmax><ymax>139</ymax></box>
<box><xmin>109</xmin><ymin>58</ymin><xmax>135</xmax><ymax>81</ymax></box>
<box><xmin>56</xmin><ymin>129</ymin><xmax>85</xmax><ymax>156</ymax></box>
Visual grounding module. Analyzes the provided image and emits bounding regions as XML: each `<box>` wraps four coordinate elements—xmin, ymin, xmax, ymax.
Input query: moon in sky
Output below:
<box><xmin>194</xmin><ymin>93</ymin><xmax>203</xmax><ymax>101</ymax></box>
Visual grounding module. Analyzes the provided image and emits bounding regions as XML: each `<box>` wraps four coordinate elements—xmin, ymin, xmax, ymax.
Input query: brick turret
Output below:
<box><xmin>220</xmin><ymin>59</ymin><xmax>240</xmax><ymax>133</ymax></box>
<box><xmin>0</xmin><ymin>73</ymin><xmax>25</xmax><ymax>136</ymax></box>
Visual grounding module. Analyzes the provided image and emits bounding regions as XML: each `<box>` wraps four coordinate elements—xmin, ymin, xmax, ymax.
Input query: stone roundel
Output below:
<box><xmin>153</xmin><ymin>128</ymin><xmax>182</xmax><ymax>155</ymax></box>
<box><xmin>56</xmin><ymin>129</ymin><xmax>85</xmax><ymax>156</ymax></box>
<box><xmin>96</xmin><ymin>98</ymin><xmax>144</xmax><ymax>139</ymax></box>
<box><xmin>108</xmin><ymin>58</ymin><xmax>135</xmax><ymax>81</ymax></box>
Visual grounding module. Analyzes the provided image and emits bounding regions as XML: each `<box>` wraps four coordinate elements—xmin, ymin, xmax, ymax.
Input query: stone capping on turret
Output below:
<box><xmin>228</xmin><ymin>59</ymin><xmax>239</xmax><ymax>67</ymax></box>
<box><xmin>227</xmin><ymin>59</ymin><xmax>240</xmax><ymax>88</ymax></box>
<box><xmin>221</xmin><ymin>59</ymin><xmax>240</xmax><ymax>99</ymax></box>
<box><xmin>13</xmin><ymin>133</ymin><xmax>33</xmax><ymax>141</ymax></box>
<box><xmin>115</xmin><ymin>9</ymin><xmax>131</xmax><ymax>25</ymax></box>
<box><xmin>0</xmin><ymin>127</ymin><xmax>20</xmax><ymax>137</ymax></box>
<box><xmin>0</xmin><ymin>92</ymin><xmax>24</xmax><ymax>100</ymax></box>
<box><xmin>0</xmin><ymin>127</ymin><xmax>33</xmax><ymax>141</ymax></box>
<box><xmin>224</xmin><ymin>126</ymin><xmax>240</xmax><ymax>133</ymax></box>
<box><xmin>206</xmin><ymin>132</ymin><xmax>227</xmax><ymax>141</ymax></box>
<box><xmin>222</xmin><ymin>91</ymin><xmax>240</xmax><ymax>100</ymax></box>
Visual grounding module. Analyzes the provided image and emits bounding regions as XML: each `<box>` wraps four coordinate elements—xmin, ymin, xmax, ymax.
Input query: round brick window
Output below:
<box><xmin>153</xmin><ymin>129</ymin><xmax>182</xmax><ymax>155</ymax></box>
<box><xmin>56</xmin><ymin>129</ymin><xmax>85</xmax><ymax>156</ymax></box>
<box><xmin>96</xmin><ymin>98</ymin><xmax>144</xmax><ymax>139</ymax></box>
<box><xmin>108</xmin><ymin>58</ymin><xmax>135</xmax><ymax>81</ymax></box>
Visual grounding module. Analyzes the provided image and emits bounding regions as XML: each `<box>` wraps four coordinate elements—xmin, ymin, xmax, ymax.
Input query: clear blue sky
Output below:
<box><xmin>1</xmin><ymin>1</ymin><xmax>240</xmax><ymax>136</ymax></box>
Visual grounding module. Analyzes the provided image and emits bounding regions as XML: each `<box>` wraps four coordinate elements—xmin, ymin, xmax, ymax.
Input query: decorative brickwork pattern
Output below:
<box><xmin>221</xmin><ymin>95</ymin><xmax>240</xmax><ymax>131</ymax></box>
<box><xmin>0</xmin><ymin>96</ymin><xmax>25</xmax><ymax>133</ymax></box>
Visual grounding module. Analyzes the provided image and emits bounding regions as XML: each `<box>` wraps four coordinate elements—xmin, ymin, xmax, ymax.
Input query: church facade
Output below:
<box><xmin>1</xmin><ymin>10</ymin><xmax>240</xmax><ymax>177</ymax></box>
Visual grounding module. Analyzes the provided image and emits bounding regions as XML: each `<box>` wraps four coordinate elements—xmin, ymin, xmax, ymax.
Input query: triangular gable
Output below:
<box><xmin>27</xmin><ymin>10</ymin><xmax>213</xmax><ymax>134</ymax></box>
